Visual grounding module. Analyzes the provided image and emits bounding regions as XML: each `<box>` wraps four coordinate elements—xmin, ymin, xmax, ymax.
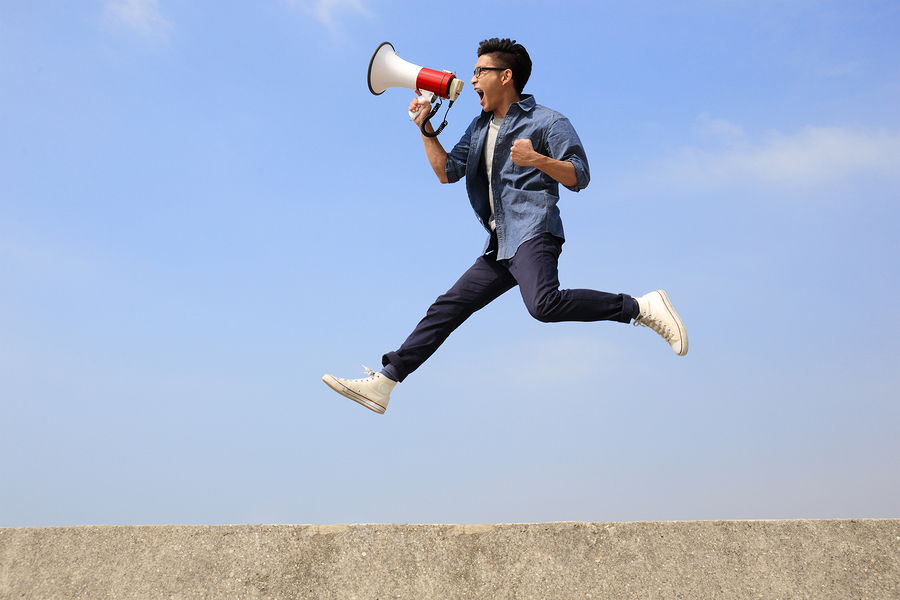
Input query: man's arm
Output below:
<box><xmin>510</xmin><ymin>138</ymin><xmax>578</xmax><ymax>188</ymax></box>
<box><xmin>409</xmin><ymin>97</ymin><xmax>449</xmax><ymax>183</ymax></box>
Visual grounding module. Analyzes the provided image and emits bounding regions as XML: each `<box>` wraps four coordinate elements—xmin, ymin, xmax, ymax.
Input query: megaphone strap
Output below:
<box><xmin>421</xmin><ymin>98</ymin><xmax>454</xmax><ymax>138</ymax></box>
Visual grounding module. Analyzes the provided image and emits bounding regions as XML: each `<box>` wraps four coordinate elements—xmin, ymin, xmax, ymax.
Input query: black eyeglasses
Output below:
<box><xmin>472</xmin><ymin>66</ymin><xmax>507</xmax><ymax>78</ymax></box>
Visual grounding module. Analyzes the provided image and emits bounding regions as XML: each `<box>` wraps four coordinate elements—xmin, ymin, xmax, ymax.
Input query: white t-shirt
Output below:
<box><xmin>484</xmin><ymin>115</ymin><xmax>503</xmax><ymax>231</ymax></box>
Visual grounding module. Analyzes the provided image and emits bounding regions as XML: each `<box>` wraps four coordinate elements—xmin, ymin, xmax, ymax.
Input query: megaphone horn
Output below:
<box><xmin>367</xmin><ymin>41</ymin><xmax>464</xmax><ymax>101</ymax></box>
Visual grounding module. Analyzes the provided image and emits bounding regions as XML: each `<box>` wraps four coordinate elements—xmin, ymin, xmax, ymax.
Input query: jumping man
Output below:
<box><xmin>323</xmin><ymin>38</ymin><xmax>688</xmax><ymax>414</ymax></box>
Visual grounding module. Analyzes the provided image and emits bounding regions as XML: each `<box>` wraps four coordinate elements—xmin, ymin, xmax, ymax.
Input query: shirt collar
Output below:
<box><xmin>480</xmin><ymin>94</ymin><xmax>537</xmax><ymax>120</ymax></box>
<box><xmin>514</xmin><ymin>94</ymin><xmax>536</xmax><ymax>112</ymax></box>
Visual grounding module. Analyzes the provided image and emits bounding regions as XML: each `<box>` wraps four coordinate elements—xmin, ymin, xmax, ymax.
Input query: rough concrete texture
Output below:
<box><xmin>1</xmin><ymin>520</ymin><xmax>897</xmax><ymax>599</ymax></box>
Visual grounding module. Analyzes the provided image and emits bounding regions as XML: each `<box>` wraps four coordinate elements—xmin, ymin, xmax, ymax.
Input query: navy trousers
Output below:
<box><xmin>382</xmin><ymin>233</ymin><xmax>638</xmax><ymax>382</ymax></box>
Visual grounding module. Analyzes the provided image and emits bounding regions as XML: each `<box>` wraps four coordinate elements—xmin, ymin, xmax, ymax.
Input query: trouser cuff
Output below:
<box><xmin>381</xmin><ymin>352</ymin><xmax>408</xmax><ymax>383</ymax></box>
<box><xmin>620</xmin><ymin>294</ymin><xmax>640</xmax><ymax>323</ymax></box>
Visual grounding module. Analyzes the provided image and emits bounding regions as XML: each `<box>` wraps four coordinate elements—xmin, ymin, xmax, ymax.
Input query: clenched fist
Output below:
<box><xmin>510</xmin><ymin>138</ymin><xmax>541</xmax><ymax>167</ymax></box>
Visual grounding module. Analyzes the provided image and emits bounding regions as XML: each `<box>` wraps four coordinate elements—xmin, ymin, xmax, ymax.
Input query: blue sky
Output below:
<box><xmin>1</xmin><ymin>1</ymin><xmax>898</xmax><ymax>526</ymax></box>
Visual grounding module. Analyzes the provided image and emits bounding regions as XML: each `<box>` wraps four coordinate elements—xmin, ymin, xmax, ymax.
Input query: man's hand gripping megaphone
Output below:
<box><xmin>408</xmin><ymin>91</ymin><xmax>435</xmax><ymax>126</ymax></box>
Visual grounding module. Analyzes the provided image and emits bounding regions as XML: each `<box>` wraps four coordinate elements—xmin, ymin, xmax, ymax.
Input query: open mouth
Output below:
<box><xmin>475</xmin><ymin>89</ymin><xmax>485</xmax><ymax>104</ymax></box>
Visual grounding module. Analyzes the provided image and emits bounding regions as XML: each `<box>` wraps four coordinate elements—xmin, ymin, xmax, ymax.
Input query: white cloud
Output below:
<box><xmin>282</xmin><ymin>0</ymin><xmax>371</xmax><ymax>27</ymax></box>
<box><xmin>656</xmin><ymin>118</ymin><xmax>900</xmax><ymax>190</ymax></box>
<box><xmin>105</xmin><ymin>0</ymin><xmax>173</xmax><ymax>40</ymax></box>
<box><xmin>694</xmin><ymin>113</ymin><xmax>745</xmax><ymax>142</ymax></box>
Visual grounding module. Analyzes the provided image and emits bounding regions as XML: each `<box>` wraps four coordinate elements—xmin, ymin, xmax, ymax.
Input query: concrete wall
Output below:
<box><xmin>1</xmin><ymin>520</ymin><xmax>897</xmax><ymax>599</ymax></box>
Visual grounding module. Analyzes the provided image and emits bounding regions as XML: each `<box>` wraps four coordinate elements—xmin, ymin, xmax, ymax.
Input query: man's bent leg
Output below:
<box><xmin>507</xmin><ymin>233</ymin><xmax>639</xmax><ymax>324</ymax></box>
<box><xmin>382</xmin><ymin>255</ymin><xmax>516</xmax><ymax>382</ymax></box>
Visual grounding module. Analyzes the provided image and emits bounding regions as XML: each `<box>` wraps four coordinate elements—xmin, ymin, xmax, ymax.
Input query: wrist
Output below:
<box><xmin>532</xmin><ymin>153</ymin><xmax>550</xmax><ymax>169</ymax></box>
<box><xmin>420</xmin><ymin>123</ymin><xmax>436</xmax><ymax>138</ymax></box>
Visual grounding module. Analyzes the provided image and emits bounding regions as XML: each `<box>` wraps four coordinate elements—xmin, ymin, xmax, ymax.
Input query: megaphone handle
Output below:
<box><xmin>408</xmin><ymin>89</ymin><xmax>435</xmax><ymax>120</ymax></box>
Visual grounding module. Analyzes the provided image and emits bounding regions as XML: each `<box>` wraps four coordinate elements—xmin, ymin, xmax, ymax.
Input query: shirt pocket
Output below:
<box><xmin>502</xmin><ymin>189</ymin><xmax>549</xmax><ymax>231</ymax></box>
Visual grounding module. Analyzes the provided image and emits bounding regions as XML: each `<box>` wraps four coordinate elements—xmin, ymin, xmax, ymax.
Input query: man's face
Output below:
<box><xmin>471</xmin><ymin>53</ymin><xmax>511</xmax><ymax>113</ymax></box>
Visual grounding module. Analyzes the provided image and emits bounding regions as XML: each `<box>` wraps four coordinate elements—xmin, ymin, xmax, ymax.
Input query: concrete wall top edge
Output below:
<box><xmin>3</xmin><ymin>517</ymin><xmax>898</xmax><ymax>532</ymax></box>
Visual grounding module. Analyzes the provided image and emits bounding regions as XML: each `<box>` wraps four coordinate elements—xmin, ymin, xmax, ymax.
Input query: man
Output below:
<box><xmin>323</xmin><ymin>38</ymin><xmax>687</xmax><ymax>414</ymax></box>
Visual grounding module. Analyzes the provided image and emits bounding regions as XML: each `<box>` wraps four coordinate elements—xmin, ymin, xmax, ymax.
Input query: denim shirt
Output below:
<box><xmin>444</xmin><ymin>95</ymin><xmax>590</xmax><ymax>260</ymax></box>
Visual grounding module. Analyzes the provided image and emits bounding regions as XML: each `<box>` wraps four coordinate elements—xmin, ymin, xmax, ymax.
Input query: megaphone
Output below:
<box><xmin>367</xmin><ymin>41</ymin><xmax>463</xmax><ymax>137</ymax></box>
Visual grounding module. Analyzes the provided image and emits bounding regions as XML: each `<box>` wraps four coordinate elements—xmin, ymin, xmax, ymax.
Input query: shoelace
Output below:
<box><xmin>362</xmin><ymin>365</ymin><xmax>377</xmax><ymax>379</ymax></box>
<box><xmin>634</xmin><ymin>314</ymin><xmax>675</xmax><ymax>343</ymax></box>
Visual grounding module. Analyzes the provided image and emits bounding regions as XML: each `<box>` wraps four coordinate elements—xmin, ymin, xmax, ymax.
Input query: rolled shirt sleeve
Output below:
<box><xmin>545</xmin><ymin>117</ymin><xmax>590</xmax><ymax>192</ymax></box>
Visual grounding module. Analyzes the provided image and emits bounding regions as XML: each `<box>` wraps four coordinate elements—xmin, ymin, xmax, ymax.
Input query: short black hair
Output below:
<box><xmin>477</xmin><ymin>38</ymin><xmax>532</xmax><ymax>95</ymax></box>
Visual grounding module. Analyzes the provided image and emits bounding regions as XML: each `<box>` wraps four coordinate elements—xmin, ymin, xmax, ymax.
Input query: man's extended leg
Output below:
<box><xmin>506</xmin><ymin>233</ymin><xmax>638</xmax><ymax>324</ymax></box>
<box><xmin>381</xmin><ymin>254</ymin><xmax>516</xmax><ymax>382</ymax></box>
<box><xmin>506</xmin><ymin>233</ymin><xmax>687</xmax><ymax>354</ymax></box>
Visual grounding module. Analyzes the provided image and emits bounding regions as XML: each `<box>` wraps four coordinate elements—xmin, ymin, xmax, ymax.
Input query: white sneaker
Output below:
<box><xmin>634</xmin><ymin>290</ymin><xmax>689</xmax><ymax>356</ymax></box>
<box><xmin>322</xmin><ymin>366</ymin><xmax>396</xmax><ymax>414</ymax></box>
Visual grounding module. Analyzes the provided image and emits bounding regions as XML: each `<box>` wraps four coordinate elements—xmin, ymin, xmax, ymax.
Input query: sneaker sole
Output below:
<box><xmin>321</xmin><ymin>375</ymin><xmax>387</xmax><ymax>414</ymax></box>
<box><xmin>657</xmin><ymin>290</ymin><xmax>689</xmax><ymax>356</ymax></box>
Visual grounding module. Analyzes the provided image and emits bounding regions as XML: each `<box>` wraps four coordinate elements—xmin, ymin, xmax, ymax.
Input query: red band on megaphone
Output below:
<box><xmin>416</xmin><ymin>68</ymin><xmax>456</xmax><ymax>99</ymax></box>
